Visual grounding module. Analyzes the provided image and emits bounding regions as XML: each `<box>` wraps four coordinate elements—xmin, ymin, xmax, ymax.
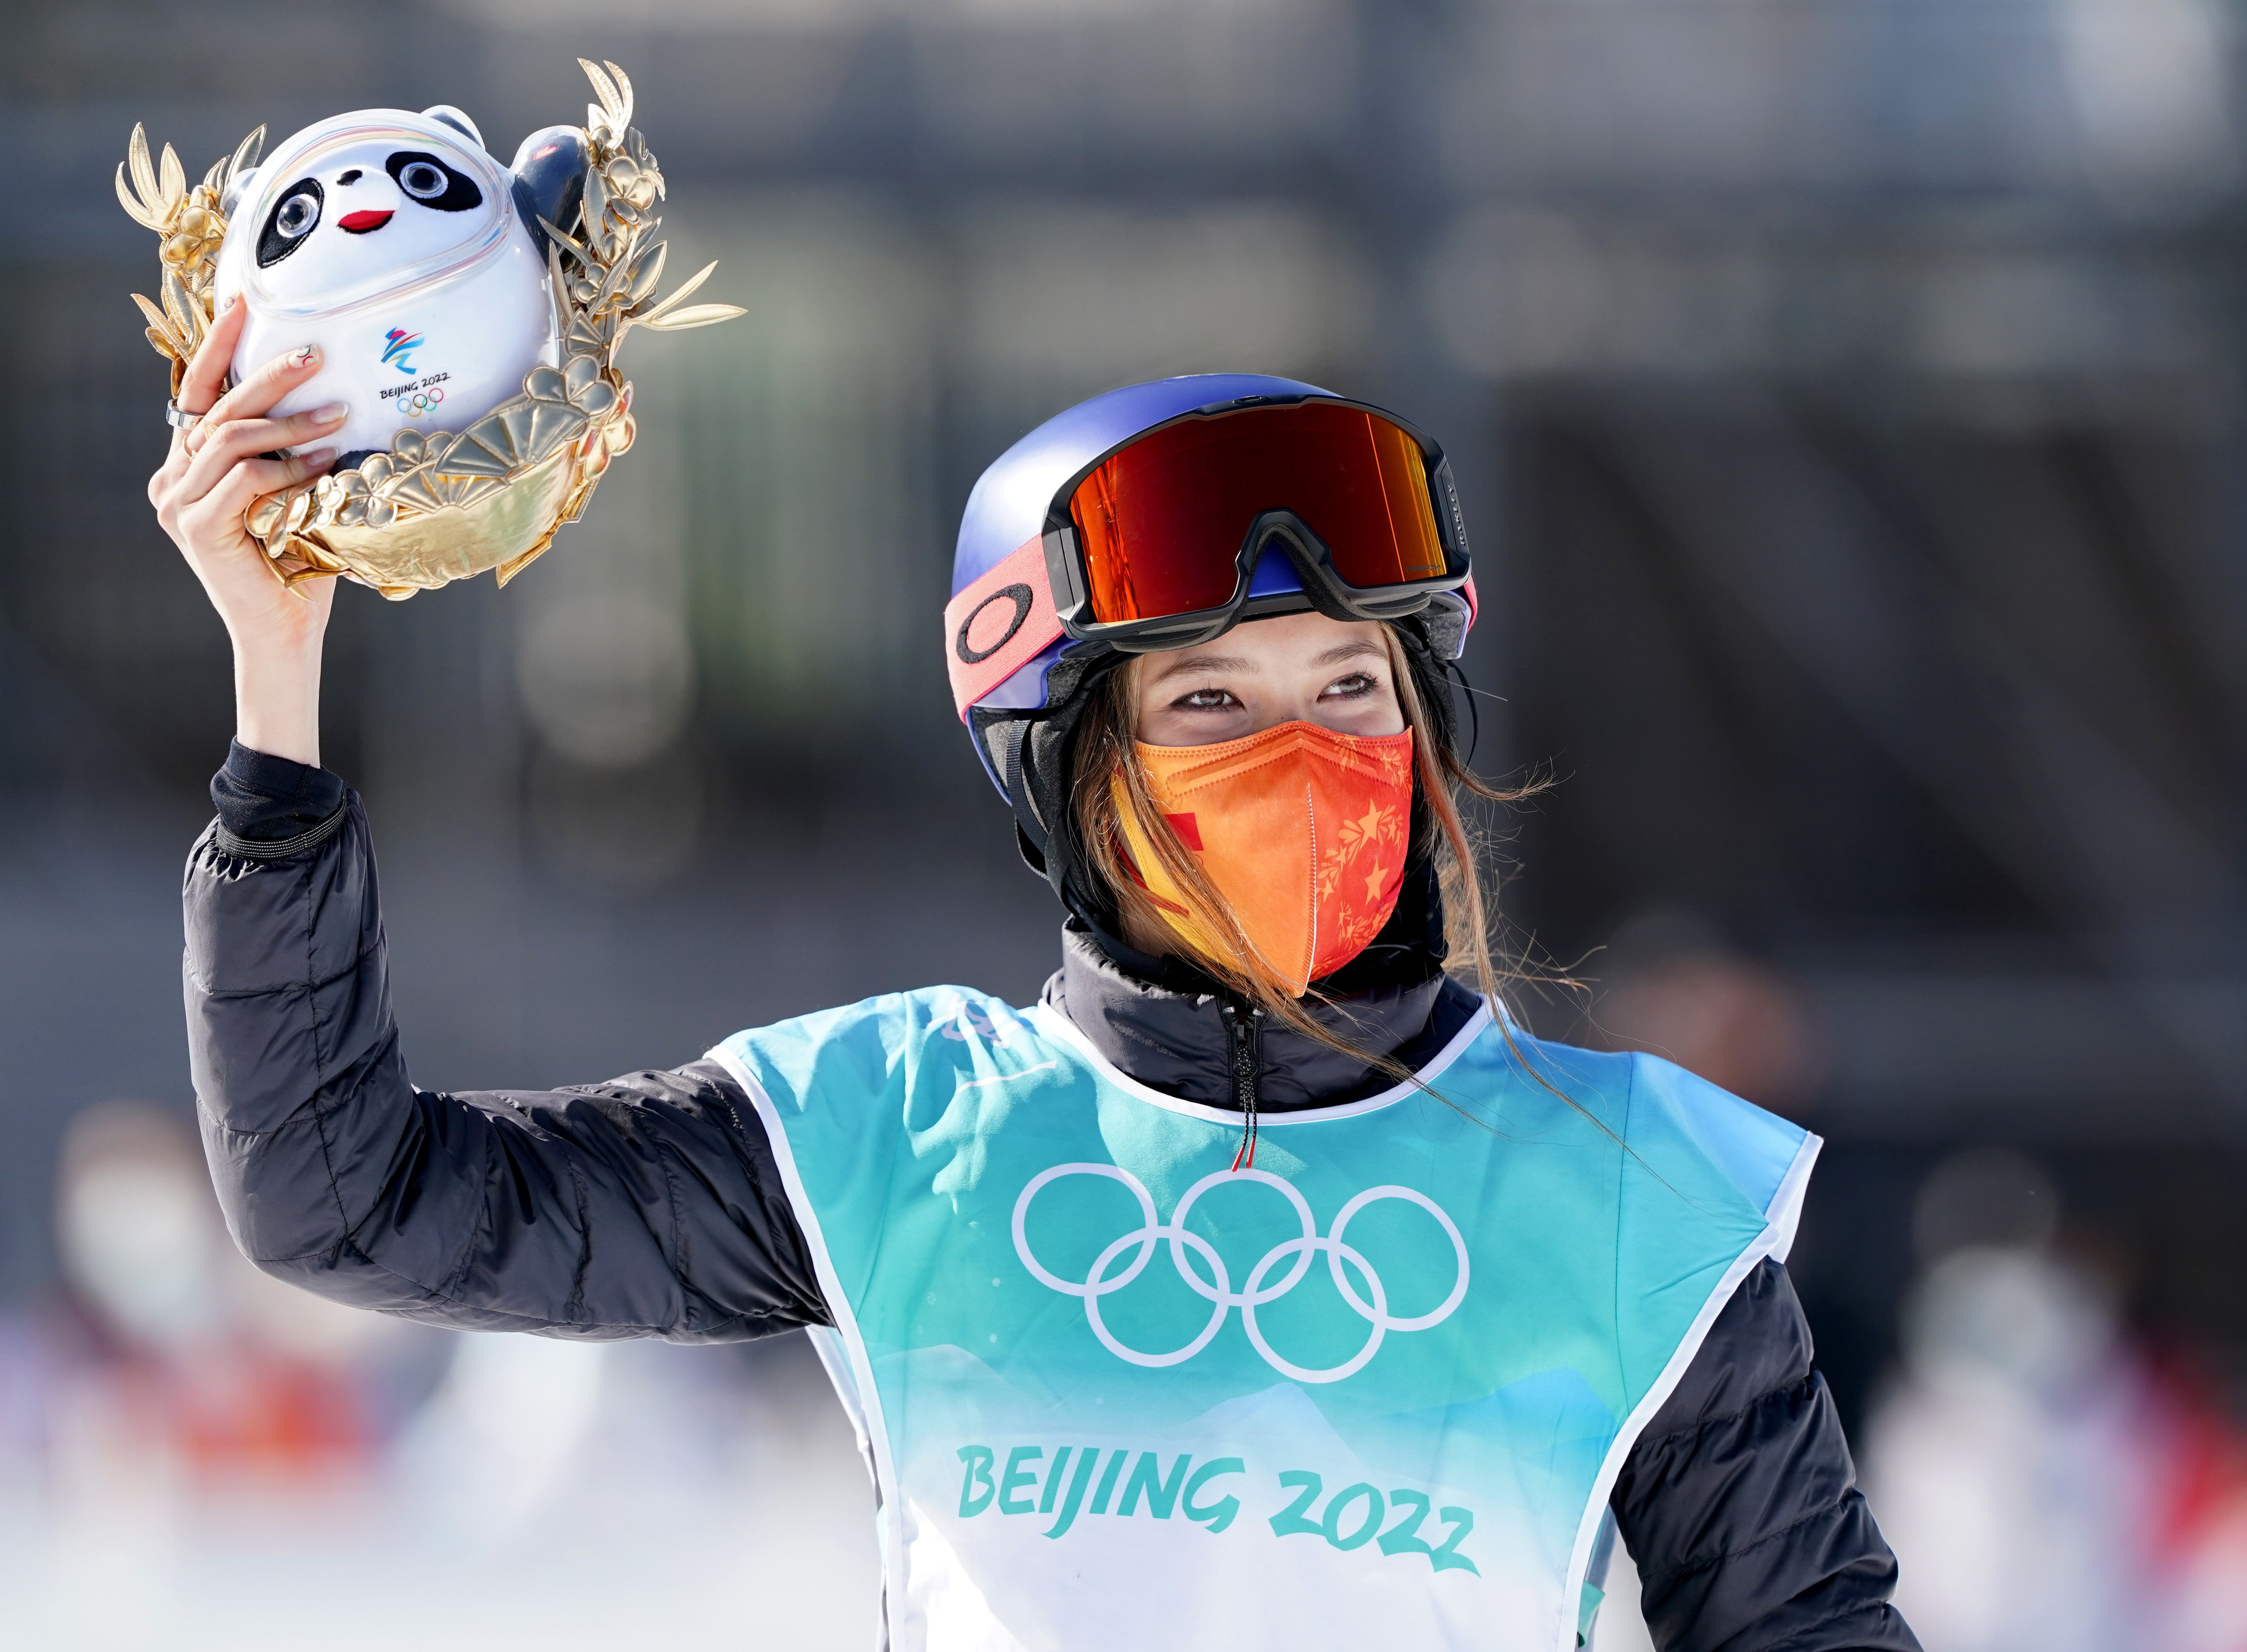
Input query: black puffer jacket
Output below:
<box><xmin>186</xmin><ymin>743</ymin><xmax>1917</xmax><ymax>1652</ymax></box>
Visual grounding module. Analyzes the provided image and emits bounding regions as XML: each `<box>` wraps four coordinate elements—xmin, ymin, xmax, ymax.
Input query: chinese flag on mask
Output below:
<box><xmin>1114</xmin><ymin>722</ymin><xmax>1415</xmax><ymax>995</ymax></box>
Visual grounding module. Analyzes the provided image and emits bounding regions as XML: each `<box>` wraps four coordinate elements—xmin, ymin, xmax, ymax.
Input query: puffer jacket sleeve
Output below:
<box><xmin>185</xmin><ymin>776</ymin><xmax>827</xmax><ymax>1341</ymax></box>
<box><xmin>1608</xmin><ymin>1259</ymin><xmax>1921</xmax><ymax>1652</ymax></box>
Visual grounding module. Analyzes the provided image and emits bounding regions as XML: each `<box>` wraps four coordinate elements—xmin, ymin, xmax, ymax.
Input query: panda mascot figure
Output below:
<box><xmin>118</xmin><ymin>60</ymin><xmax>740</xmax><ymax>597</ymax></box>
<box><xmin>214</xmin><ymin>103</ymin><xmax>567</xmax><ymax>468</ymax></box>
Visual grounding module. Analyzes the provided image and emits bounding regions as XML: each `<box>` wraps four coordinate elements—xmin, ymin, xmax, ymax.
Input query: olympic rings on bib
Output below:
<box><xmin>395</xmin><ymin>387</ymin><xmax>445</xmax><ymax>418</ymax></box>
<box><xmin>1012</xmin><ymin>1164</ymin><xmax>1469</xmax><ymax>1385</ymax></box>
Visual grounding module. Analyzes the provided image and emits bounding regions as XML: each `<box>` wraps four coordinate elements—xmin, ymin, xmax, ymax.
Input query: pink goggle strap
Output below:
<box><xmin>944</xmin><ymin>533</ymin><xmax>1065</xmax><ymax>719</ymax></box>
<box><xmin>944</xmin><ymin>545</ymin><xmax>1476</xmax><ymax>717</ymax></box>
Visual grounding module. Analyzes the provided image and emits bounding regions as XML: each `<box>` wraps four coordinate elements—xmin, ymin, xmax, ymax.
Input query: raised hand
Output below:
<box><xmin>146</xmin><ymin>297</ymin><xmax>344</xmax><ymax>766</ymax></box>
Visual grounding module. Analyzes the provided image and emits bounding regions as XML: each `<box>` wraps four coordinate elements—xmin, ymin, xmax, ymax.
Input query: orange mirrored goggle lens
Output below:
<box><xmin>1068</xmin><ymin>402</ymin><xmax>1447</xmax><ymax>625</ymax></box>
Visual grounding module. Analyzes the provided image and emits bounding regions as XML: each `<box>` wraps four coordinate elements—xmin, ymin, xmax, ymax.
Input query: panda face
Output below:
<box><xmin>234</xmin><ymin>121</ymin><xmax>511</xmax><ymax>317</ymax></box>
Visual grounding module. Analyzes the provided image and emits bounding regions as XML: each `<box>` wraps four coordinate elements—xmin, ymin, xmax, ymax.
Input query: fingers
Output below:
<box><xmin>181</xmin><ymin>450</ymin><xmax>337</xmax><ymax>541</ymax></box>
<box><xmin>176</xmin><ymin>294</ymin><xmax>248</xmax><ymax>418</ymax></box>
<box><xmin>200</xmin><ymin>340</ymin><xmax>325</xmax><ymax>430</ymax></box>
<box><xmin>180</xmin><ymin>402</ymin><xmax>348</xmax><ymax>498</ymax></box>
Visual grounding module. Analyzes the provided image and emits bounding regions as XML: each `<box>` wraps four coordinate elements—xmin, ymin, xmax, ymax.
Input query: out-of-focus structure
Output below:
<box><xmin>1</xmin><ymin>1</ymin><xmax>2241</xmax><ymax>1646</ymax></box>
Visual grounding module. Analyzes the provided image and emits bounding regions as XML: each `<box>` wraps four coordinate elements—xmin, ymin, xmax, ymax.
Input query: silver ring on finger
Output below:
<box><xmin>165</xmin><ymin>399</ymin><xmax>205</xmax><ymax>430</ymax></box>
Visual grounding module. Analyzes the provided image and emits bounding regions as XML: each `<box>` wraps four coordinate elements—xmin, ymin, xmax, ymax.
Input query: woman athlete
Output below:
<box><xmin>152</xmin><ymin>297</ymin><xmax>1918</xmax><ymax>1652</ymax></box>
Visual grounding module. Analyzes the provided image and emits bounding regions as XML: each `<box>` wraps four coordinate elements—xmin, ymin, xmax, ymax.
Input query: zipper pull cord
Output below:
<box><xmin>1224</xmin><ymin>1002</ymin><xmax>1265</xmax><ymax>1172</ymax></box>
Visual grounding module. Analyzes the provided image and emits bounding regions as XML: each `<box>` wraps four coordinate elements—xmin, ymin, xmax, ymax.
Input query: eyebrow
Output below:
<box><xmin>1315</xmin><ymin>640</ymin><xmax>1385</xmax><ymax>665</ymax></box>
<box><xmin>1147</xmin><ymin>638</ymin><xmax>1385</xmax><ymax>680</ymax></box>
<box><xmin>1151</xmin><ymin>653</ymin><xmax>1250</xmax><ymax>677</ymax></box>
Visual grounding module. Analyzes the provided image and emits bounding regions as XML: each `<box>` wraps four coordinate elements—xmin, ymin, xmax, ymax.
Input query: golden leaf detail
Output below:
<box><xmin>494</xmin><ymin>542</ymin><xmax>550</xmax><ymax>587</ymax></box>
<box><xmin>540</xmin><ymin>218</ymin><xmax>592</xmax><ymax>265</ymax></box>
<box><xmin>116</xmin><ymin>164</ymin><xmax>160</xmax><ymax>231</ymax></box>
<box><xmin>602</xmin><ymin>61</ymin><xmax>635</xmax><ymax>126</ymax></box>
<box><xmin>578</xmin><ymin>57</ymin><xmax>634</xmax><ymax>138</ymax></box>
<box><xmin>131</xmin><ymin>291</ymin><xmax>179</xmax><ymax>345</ymax></box>
<box><xmin>524</xmin><ymin>400</ymin><xmax>587</xmax><ymax>460</ymax></box>
<box><xmin>128</xmin><ymin>124</ymin><xmax>157</xmax><ymax>212</ymax></box>
<box><xmin>637</xmin><ymin>303</ymin><xmax>745</xmax><ymax>333</ymax></box>
<box><xmin>635</xmin><ymin>259</ymin><xmax>717</xmax><ymax>321</ymax></box>
<box><xmin>580</xmin><ymin>58</ymin><xmax>621</xmax><ymax>120</ymax></box>
<box><xmin>565</xmin><ymin>311</ymin><xmax>616</xmax><ymax>358</ymax></box>
<box><xmin>228</xmin><ymin>125</ymin><xmax>265</xmax><ymax>185</ymax></box>
<box><xmin>159</xmin><ymin>270</ymin><xmax>205</xmax><ymax>353</ymax></box>
<box><xmin>624</xmin><ymin>241</ymin><xmax>667</xmax><ymax>306</ymax></box>
<box><xmin>582</xmin><ymin>168</ymin><xmax>612</xmax><ymax>246</ymax></box>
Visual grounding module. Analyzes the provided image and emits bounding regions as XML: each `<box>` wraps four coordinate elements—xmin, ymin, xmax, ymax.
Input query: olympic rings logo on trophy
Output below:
<box><xmin>1012</xmin><ymin>1164</ymin><xmax>1470</xmax><ymax>1385</ymax></box>
<box><xmin>116</xmin><ymin>59</ymin><xmax>742</xmax><ymax>600</ymax></box>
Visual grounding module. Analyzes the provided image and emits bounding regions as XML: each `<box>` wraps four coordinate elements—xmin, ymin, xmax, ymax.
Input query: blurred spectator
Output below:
<box><xmin>1867</xmin><ymin>1149</ymin><xmax>2247</xmax><ymax>1652</ymax></box>
<box><xmin>51</xmin><ymin>1100</ymin><xmax>382</xmax><ymax>1489</ymax></box>
<box><xmin>1589</xmin><ymin>910</ymin><xmax>1822</xmax><ymax>1108</ymax></box>
<box><xmin>0</xmin><ymin>1101</ymin><xmax>874</xmax><ymax>1650</ymax></box>
<box><xmin>34</xmin><ymin>1103</ymin><xmax>384</xmax><ymax>1645</ymax></box>
<box><xmin>1868</xmin><ymin>1234</ymin><xmax>2141</xmax><ymax>1647</ymax></box>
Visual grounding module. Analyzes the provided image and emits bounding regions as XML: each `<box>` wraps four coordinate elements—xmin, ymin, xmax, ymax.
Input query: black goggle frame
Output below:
<box><xmin>1037</xmin><ymin>392</ymin><xmax>1474</xmax><ymax>656</ymax></box>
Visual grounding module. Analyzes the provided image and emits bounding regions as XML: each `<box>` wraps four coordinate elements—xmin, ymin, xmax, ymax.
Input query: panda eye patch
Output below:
<box><xmin>256</xmin><ymin>178</ymin><xmax>324</xmax><ymax>267</ymax></box>
<box><xmin>384</xmin><ymin>151</ymin><xmax>482</xmax><ymax>213</ymax></box>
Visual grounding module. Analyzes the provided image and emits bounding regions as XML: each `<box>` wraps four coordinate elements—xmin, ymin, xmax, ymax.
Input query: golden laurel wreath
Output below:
<box><xmin>117</xmin><ymin>59</ymin><xmax>742</xmax><ymax>599</ymax></box>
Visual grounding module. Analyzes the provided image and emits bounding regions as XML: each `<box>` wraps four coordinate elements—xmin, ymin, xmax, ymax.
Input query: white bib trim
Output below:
<box><xmin>1552</xmin><ymin>1126</ymin><xmax>1822</xmax><ymax>1652</ymax></box>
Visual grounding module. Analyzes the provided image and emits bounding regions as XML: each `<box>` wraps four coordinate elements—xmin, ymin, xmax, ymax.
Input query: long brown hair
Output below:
<box><xmin>1071</xmin><ymin>623</ymin><xmax>1565</xmax><ymax>1108</ymax></box>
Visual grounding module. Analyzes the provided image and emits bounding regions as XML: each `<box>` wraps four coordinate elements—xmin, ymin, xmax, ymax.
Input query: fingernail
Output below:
<box><xmin>286</xmin><ymin>345</ymin><xmax>318</xmax><ymax>369</ymax></box>
<box><xmin>300</xmin><ymin>447</ymin><xmax>337</xmax><ymax>468</ymax></box>
<box><xmin>313</xmin><ymin>402</ymin><xmax>349</xmax><ymax>425</ymax></box>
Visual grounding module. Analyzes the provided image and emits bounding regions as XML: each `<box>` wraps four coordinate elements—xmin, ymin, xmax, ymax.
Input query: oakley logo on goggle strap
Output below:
<box><xmin>944</xmin><ymin>533</ymin><xmax>1065</xmax><ymax>717</ymax></box>
<box><xmin>955</xmin><ymin>583</ymin><xmax>1034</xmax><ymax>665</ymax></box>
<box><xmin>1012</xmin><ymin>1164</ymin><xmax>1469</xmax><ymax>1385</ymax></box>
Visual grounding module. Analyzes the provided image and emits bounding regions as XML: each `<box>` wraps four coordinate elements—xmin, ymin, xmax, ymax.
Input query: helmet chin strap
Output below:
<box><xmin>970</xmin><ymin>645</ymin><xmax>1121</xmax><ymax>907</ymax></box>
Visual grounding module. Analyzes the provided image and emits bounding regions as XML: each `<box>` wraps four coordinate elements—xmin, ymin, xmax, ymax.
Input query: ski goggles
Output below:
<box><xmin>948</xmin><ymin>398</ymin><xmax>1474</xmax><ymax>715</ymax></box>
<box><xmin>945</xmin><ymin>397</ymin><xmax>1472</xmax><ymax>717</ymax></box>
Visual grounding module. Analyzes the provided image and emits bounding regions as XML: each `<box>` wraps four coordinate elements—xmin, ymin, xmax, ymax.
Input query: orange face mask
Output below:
<box><xmin>1113</xmin><ymin>721</ymin><xmax>1415</xmax><ymax>995</ymax></box>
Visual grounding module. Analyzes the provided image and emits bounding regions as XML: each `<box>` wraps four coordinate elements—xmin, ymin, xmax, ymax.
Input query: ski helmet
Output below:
<box><xmin>947</xmin><ymin>373</ymin><xmax>1477</xmax><ymax>897</ymax></box>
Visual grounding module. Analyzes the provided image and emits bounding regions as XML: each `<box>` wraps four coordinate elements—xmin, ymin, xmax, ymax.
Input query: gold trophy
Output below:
<box><xmin>118</xmin><ymin>60</ymin><xmax>740</xmax><ymax>599</ymax></box>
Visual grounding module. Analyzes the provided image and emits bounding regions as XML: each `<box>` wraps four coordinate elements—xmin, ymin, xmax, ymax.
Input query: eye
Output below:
<box><xmin>1321</xmin><ymin>672</ymin><xmax>1379</xmax><ymax>700</ymax></box>
<box><xmin>384</xmin><ymin>151</ymin><xmax>483</xmax><ymax>213</ymax></box>
<box><xmin>256</xmin><ymin>177</ymin><xmax>324</xmax><ymax>267</ymax></box>
<box><xmin>1174</xmin><ymin>688</ymin><xmax>1238</xmax><ymax>712</ymax></box>
<box><xmin>275</xmin><ymin>192</ymin><xmax>318</xmax><ymax>238</ymax></box>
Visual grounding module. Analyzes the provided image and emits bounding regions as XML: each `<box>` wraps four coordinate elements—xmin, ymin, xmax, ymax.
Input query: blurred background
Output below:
<box><xmin>2</xmin><ymin>0</ymin><xmax>2243</xmax><ymax>1646</ymax></box>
